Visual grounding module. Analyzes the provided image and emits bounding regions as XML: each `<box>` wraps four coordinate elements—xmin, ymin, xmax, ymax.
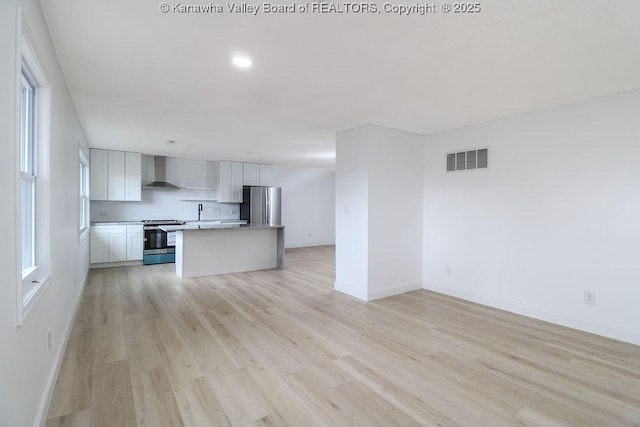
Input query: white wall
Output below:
<box><xmin>91</xmin><ymin>189</ymin><xmax>239</xmax><ymax>223</ymax></box>
<box><xmin>335</xmin><ymin>124</ymin><xmax>423</xmax><ymax>301</ymax></box>
<box><xmin>0</xmin><ymin>0</ymin><xmax>90</xmax><ymax>425</ymax></box>
<box><xmin>275</xmin><ymin>166</ymin><xmax>335</xmax><ymax>248</ymax></box>
<box><xmin>367</xmin><ymin>126</ymin><xmax>424</xmax><ymax>299</ymax></box>
<box><xmin>335</xmin><ymin>126</ymin><xmax>370</xmax><ymax>300</ymax></box>
<box><xmin>422</xmin><ymin>90</ymin><xmax>640</xmax><ymax>345</ymax></box>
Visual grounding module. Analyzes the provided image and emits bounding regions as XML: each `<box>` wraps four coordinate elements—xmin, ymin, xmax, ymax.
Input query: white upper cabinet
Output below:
<box><xmin>125</xmin><ymin>152</ymin><xmax>141</xmax><ymax>201</ymax></box>
<box><xmin>243</xmin><ymin>163</ymin><xmax>260</xmax><ymax>186</ymax></box>
<box><xmin>206</xmin><ymin>161</ymin><xmax>218</xmax><ymax>191</ymax></box>
<box><xmin>258</xmin><ymin>164</ymin><xmax>275</xmax><ymax>186</ymax></box>
<box><xmin>91</xmin><ymin>149</ymin><xmax>141</xmax><ymax>201</ymax></box>
<box><xmin>107</xmin><ymin>151</ymin><xmax>125</xmax><ymax>201</ymax></box>
<box><xmin>243</xmin><ymin>162</ymin><xmax>274</xmax><ymax>186</ymax></box>
<box><xmin>232</xmin><ymin>161</ymin><xmax>243</xmax><ymax>197</ymax></box>
<box><xmin>93</xmin><ymin>151</ymin><xmax>271</xmax><ymax>203</ymax></box>
<box><xmin>217</xmin><ymin>160</ymin><xmax>232</xmax><ymax>202</ymax></box>
<box><xmin>218</xmin><ymin>160</ymin><xmax>243</xmax><ymax>203</ymax></box>
<box><xmin>90</xmin><ymin>149</ymin><xmax>108</xmax><ymax>200</ymax></box>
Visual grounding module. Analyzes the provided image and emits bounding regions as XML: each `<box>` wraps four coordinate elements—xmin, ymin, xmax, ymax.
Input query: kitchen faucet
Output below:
<box><xmin>197</xmin><ymin>203</ymin><xmax>203</xmax><ymax>221</ymax></box>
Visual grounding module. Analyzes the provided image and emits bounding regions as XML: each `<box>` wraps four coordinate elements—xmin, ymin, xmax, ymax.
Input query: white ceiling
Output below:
<box><xmin>40</xmin><ymin>0</ymin><xmax>640</xmax><ymax>168</ymax></box>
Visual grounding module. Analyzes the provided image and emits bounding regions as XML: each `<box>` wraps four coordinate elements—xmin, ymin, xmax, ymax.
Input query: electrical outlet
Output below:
<box><xmin>231</xmin><ymin>208</ymin><xmax>237</xmax><ymax>215</ymax></box>
<box><xmin>446</xmin><ymin>266</ymin><xmax>453</xmax><ymax>276</ymax></box>
<box><xmin>584</xmin><ymin>291</ymin><xmax>596</xmax><ymax>305</ymax></box>
<box><xmin>308</xmin><ymin>233</ymin><xmax>312</xmax><ymax>238</ymax></box>
<box><xmin>99</xmin><ymin>209</ymin><xmax>107</xmax><ymax>216</ymax></box>
<box><xmin>47</xmin><ymin>329</ymin><xmax>52</xmax><ymax>351</ymax></box>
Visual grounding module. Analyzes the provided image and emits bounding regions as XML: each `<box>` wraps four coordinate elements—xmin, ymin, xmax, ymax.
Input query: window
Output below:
<box><xmin>79</xmin><ymin>150</ymin><xmax>89</xmax><ymax>236</ymax></box>
<box><xmin>16</xmin><ymin>28</ymin><xmax>51</xmax><ymax>324</ymax></box>
<box><xmin>20</xmin><ymin>70</ymin><xmax>36</xmax><ymax>277</ymax></box>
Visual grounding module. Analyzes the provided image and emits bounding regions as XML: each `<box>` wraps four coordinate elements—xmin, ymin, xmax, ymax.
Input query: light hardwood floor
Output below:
<box><xmin>46</xmin><ymin>246</ymin><xmax>640</xmax><ymax>426</ymax></box>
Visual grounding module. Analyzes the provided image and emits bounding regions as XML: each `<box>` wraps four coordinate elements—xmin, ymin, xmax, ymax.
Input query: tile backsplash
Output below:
<box><xmin>90</xmin><ymin>189</ymin><xmax>239</xmax><ymax>222</ymax></box>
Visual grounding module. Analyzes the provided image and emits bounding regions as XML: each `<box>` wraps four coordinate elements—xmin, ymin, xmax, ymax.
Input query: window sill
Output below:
<box><xmin>21</xmin><ymin>272</ymin><xmax>51</xmax><ymax>323</ymax></box>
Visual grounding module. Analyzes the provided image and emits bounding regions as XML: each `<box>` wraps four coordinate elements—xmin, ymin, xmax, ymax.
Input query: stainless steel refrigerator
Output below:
<box><xmin>240</xmin><ymin>186</ymin><xmax>282</xmax><ymax>226</ymax></box>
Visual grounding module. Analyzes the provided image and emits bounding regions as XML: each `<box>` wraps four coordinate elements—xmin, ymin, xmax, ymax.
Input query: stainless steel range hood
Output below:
<box><xmin>144</xmin><ymin>156</ymin><xmax>180</xmax><ymax>190</ymax></box>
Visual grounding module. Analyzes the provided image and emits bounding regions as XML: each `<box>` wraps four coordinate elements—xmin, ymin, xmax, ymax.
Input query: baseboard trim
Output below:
<box><xmin>335</xmin><ymin>281</ymin><xmax>423</xmax><ymax>302</ymax></box>
<box><xmin>35</xmin><ymin>274</ymin><xmax>87</xmax><ymax>427</ymax></box>
<box><xmin>423</xmin><ymin>283</ymin><xmax>640</xmax><ymax>346</ymax></box>
<box><xmin>90</xmin><ymin>260</ymin><xmax>143</xmax><ymax>269</ymax></box>
<box><xmin>334</xmin><ymin>281</ymin><xmax>368</xmax><ymax>301</ymax></box>
<box><xmin>285</xmin><ymin>241</ymin><xmax>335</xmax><ymax>249</ymax></box>
<box><xmin>368</xmin><ymin>282</ymin><xmax>423</xmax><ymax>301</ymax></box>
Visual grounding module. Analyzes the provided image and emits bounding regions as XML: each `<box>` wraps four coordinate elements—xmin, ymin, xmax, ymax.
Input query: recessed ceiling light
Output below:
<box><xmin>232</xmin><ymin>56</ymin><xmax>252</xmax><ymax>68</ymax></box>
<box><xmin>168</xmin><ymin>140</ymin><xmax>176</xmax><ymax>144</ymax></box>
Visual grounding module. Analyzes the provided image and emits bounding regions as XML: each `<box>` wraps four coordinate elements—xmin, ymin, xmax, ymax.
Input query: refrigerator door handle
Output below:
<box><xmin>266</xmin><ymin>189</ymin><xmax>271</xmax><ymax>225</ymax></box>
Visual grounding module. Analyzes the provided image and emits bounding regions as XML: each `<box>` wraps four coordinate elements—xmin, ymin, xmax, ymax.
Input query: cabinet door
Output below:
<box><xmin>90</xmin><ymin>149</ymin><xmax>108</xmax><ymax>201</ymax></box>
<box><xmin>243</xmin><ymin>163</ymin><xmax>259</xmax><ymax>186</ymax></box>
<box><xmin>206</xmin><ymin>161</ymin><xmax>218</xmax><ymax>191</ymax></box>
<box><xmin>217</xmin><ymin>161</ymin><xmax>231</xmax><ymax>202</ymax></box>
<box><xmin>231</xmin><ymin>161</ymin><xmax>243</xmax><ymax>202</ymax></box>
<box><xmin>126</xmin><ymin>232</ymin><xmax>144</xmax><ymax>261</ymax></box>
<box><xmin>109</xmin><ymin>232</ymin><xmax>127</xmax><ymax>262</ymax></box>
<box><xmin>259</xmin><ymin>164</ymin><xmax>275</xmax><ymax>186</ymax></box>
<box><xmin>125</xmin><ymin>152</ymin><xmax>141</xmax><ymax>201</ymax></box>
<box><xmin>90</xmin><ymin>231</ymin><xmax>109</xmax><ymax>263</ymax></box>
<box><xmin>218</xmin><ymin>161</ymin><xmax>244</xmax><ymax>203</ymax></box>
<box><xmin>107</xmin><ymin>151</ymin><xmax>126</xmax><ymax>201</ymax></box>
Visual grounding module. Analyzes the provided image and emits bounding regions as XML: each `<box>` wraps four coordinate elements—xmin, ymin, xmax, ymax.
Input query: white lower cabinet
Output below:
<box><xmin>90</xmin><ymin>230</ymin><xmax>110</xmax><ymax>263</ymax></box>
<box><xmin>126</xmin><ymin>225</ymin><xmax>144</xmax><ymax>261</ymax></box>
<box><xmin>108</xmin><ymin>232</ymin><xmax>127</xmax><ymax>262</ymax></box>
<box><xmin>91</xmin><ymin>224</ymin><xmax>143</xmax><ymax>264</ymax></box>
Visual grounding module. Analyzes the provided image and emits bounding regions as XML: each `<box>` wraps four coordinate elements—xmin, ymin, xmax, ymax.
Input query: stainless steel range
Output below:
<box><xmin>142</xmin><ymin>220</ymin><xmax>185</xmax><ymax>265</ymax></box>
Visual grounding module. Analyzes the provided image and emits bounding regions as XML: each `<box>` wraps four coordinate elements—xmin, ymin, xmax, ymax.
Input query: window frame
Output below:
<box><xmin>20</xmin><ymin>69</ymin><xmax>37</xmax><ymax>281</ymax></box>
<box><xmin>15</xmin><ymin>17</ymin><xmax>52</xmax><ymax>325</ymax></box>
<box><xmin>79</xmin><ymin>149</ymin><xmax>90</xmax><ymax>239</ymax></box>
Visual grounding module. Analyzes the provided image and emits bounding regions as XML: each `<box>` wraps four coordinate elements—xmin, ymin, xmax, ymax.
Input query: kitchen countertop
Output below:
<box><xmin>91</xmin><ymin>219</ymin><xmax>244</xmax><ymax>227</ymax></box>
<box><xmin>160</xmin><ymin>223</ymin><xmax>284</xmax><ymax>232</ymax></box>
<box><xmin>91</xmin><ymin>221</ymin><xmax>143</xmax><ymax>226</ymax></box>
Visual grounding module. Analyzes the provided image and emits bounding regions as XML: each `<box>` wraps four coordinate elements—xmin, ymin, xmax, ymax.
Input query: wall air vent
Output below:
<box><xmin>446</xmin><ymin>148</ymin><xmax>488</xmax><ymax>172</ymax></box>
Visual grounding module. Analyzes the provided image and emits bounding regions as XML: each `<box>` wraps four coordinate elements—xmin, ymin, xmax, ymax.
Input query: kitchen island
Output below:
<box><xmin>159</xmin><ymin>223</ymin><xmax>284</xmax><ymax>278</ymax></box>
